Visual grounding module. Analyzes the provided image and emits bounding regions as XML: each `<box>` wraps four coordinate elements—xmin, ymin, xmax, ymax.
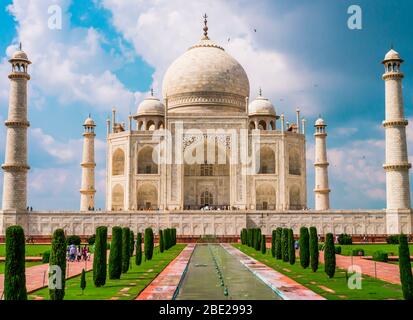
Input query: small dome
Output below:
<box><xmin>248</xmin><ymin>92</ymin><xmax>275</xmax><ymax>116</ymax></box>
<box><xmin>315</xmin><ymin>118</ymin><xmax>325</xmax><ymax>126</ymax></box>
<box><xmin>84</xmin><ymin>117</ymin><xmax>95</xmax><ymax>126</ymax></box>
<box><xmin>383</xmin><ymin>49</ymin><xmax>403</xmax><ymax>62</ymax></box>
<box><xmin>137</xmin><ymin>95</ymin><xmax>165</xmax><ymax>116</ymax></box>
<box><xmin>9</xmin><ymin>49</ymin><xmax>31</xmax><ymax>64</ymax></box>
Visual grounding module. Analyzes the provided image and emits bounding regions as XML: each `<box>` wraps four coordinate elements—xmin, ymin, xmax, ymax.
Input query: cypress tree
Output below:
<box><xmin>281</xmin><ymin>228</ymin><xmax>289</xmax><ymax>262</ymax></box>
<box><xmin>172</xmin><ymin>228</ymin><xmax>177</xmax><ymax>246</ymax></box>
<box><xmin>93</xmin><ymin>226</ymin><xmax>107</xmax><ymax>287</ymax></box>
<box><xmin>159</xmin><ymin>229</ymin><xmax>164</xmax><ymax>253</ymax></box>
<box><xmin>108</xmin><ymin>226</ymin><xmax>122</xmax><ymax>279</ymax></box>
<box><xmin>261</xmin><ymin>235</ymin><xmax>266</xmax><ymax>254</ymax></box>
<box><xmin>80</xmin><ymin>269</ymin><xmax>86</xmax><ymax>295</ymax></box>
<box><xmin>135</xmin><ymin>232</ymin><xmax>142</xmax><ymax>266</ymax></box>
<box><xmin>255</xmin><ymin>229</ymin><xmax>262</xmax><ymax>251</ymax></box>
<box><xmin>129</xmin><ymin>230</ymin><xmax>135</xmax><ymax>257</ymax></box>
<box><xmin>288</xmin><ymin>229</ymin><xmax>296</xmax><ymax>265</ymax></box>
<box><xmin>399</xmin><ymin>234</ymin><xmax>413</xmax><ymax>300</ymax></box>
<box><xmin>144</xmin><ymin>228</ymin><xmax>154</xmax><ymax>261</ymax></box>
<box><xmin>166</xmin><ymin>228</ymin><xmax>171</xmax><ymax>249</ymax></box>
<box><xmin>49</xmin><ymin>229</ymin><xmax>67</xmax><ymax>300</ymax></box>
<box><xmin>275</xmin><ymin>227</ymin><xmax>282</xmax><ymax>260</ymax></box>
<box><xmin>309</xmin><ymin>226</ymin><xmax>319</xmax><ymax>272</ymax></box>
<box><xmin>4</xmin><ymin>225</ymin><xmax>27</xmax><ymax>300</ymax></box>
<box><xmin>271</xmin><ymin>230</ymin><xmax>276</xmax><ymax>258</ymax></box>
<box><xmin>324</xmin><ymin>233</ymin><xmax>336</xmax><ymax>278</ymax></box>
<box><xmin>299</xmin><ymin>227</ymin><xmax>310</xmax><ymax>269</ymax></box>
<box><xmin>121</xmin><ymin>227</ymin><xmax>131</xmax><ymax>273</ymax></box>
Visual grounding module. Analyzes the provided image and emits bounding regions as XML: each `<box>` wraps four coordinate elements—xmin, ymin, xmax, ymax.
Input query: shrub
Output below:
<box><xmin>4</xmin><ymin>225</ymin><xmax>27</xmax><ymax>300</ymax></box>
<box><xmin>129</xmin><ymin>230</ymin><xmax>135</xmax><ymax>257</ymax></box>
<box><xmin>261</xmin><ymin>235</ymin><xmax>266</xmax><ymax>254</ymax></box>
<box><xmin>121</xmin><ymin>227</ymin><xmax>131</xmax><ymax>273</ymax></box>
<box><xmin>318</xmin><ymin>243</ymin><xmax>325</xmax><ymax>251</ymax></box>
<box><xmin>80</xmin><ymin>269</ymin><xmax>86</xmax><ymax>295</ymax></box>
<box><xmin>241</xmin><ymin>228</ymin><xmax>247</xmax><ymax>245</ymax></box>
<box><xmin>93</xmin><ymin>226</ymin><xmax>107</xmax><ymax>287</ymax></box>
<box><xmin>288</xmin><ymin>229</ymin><xmax>295</xmax><ymax>265</ymax></box>
<box><xmin>352</xmin><ymin>249</ymin><xmax>365</xmax><ymax>256</ymax></box>
<box><xmin>299</xmin><ymin>227</ymin><xmax>310</xmax><ymax>269</ymax></box>
<box><xmin>172</xmin><ymin>228</ymin><xmax>177</xmax><ymax>246</ymax></box>
<box><xmin>247</xmin><ymin>229</ymin><xmax>253</xmax><ymax>247</ymax></box>
<box><xmin>144</xmin><ymin>228</ymin><xmax>154</xmax><ymax>261</ymax></box>
<box><xmin>135</xmin><ymin>232</ymin><xmax>142</xmax><ymax>266</ymax></box>
<box><xmin>338</xmin><ymin>233</ymin><xmax>353</xmax><ymax>245</ymax></box>
<box><xmin>271</xmin><ymin>230</ymin><xmax>276</xmax><ymax>258</ymax></box>
<box><xmin>42</xmin><ymin>250</ymin><xmax>51</xmax><ymax>263</ymax></box>
<box><xmin>372</xmin><ymin>250</ymin><xmax>388</xmax><ymax>262</ymax></box>
<box><xmin>252</xmin><ymin>229</ymin><xmax>256</xmax><ymax>249</ymax></box>
<box><xmin>324</xmin><ymin>233</ymin><xmax>336</xmax><ymax>278</ymax></box>
<box><xmin>49</xmin><ymin>229</ymin><xmax>67</xmax><ymax>300</ymax></box>
<box><xmin>275</xmin><ymin>228</ymin><xmax>282</xmax><ymax>260</ymax></box>
<box><xmin>399</xmin><ymin>234</ymin><xmax>413</xmax><ymax>300</ymax></box>
<box><xmin>159</xmin><ymin>229</ymin><xmax>164</xmax><ymax>253</ymax></box>
<box><xmin>109</xmin><ymin>226</ymin><xmax>122</xmax><ymax>279</ymax></box>
<box><xmin>67</xmin><ymin>235</ymin><xmax>81</xmax><ymax>246</ymax></box>
<box><xmin>386</xmin><ymin>235</ymin><xmax>400</xmax><ymax>244</ymax></box>
<box><xmin>281</xmin><ymin>228</ymin><xmax>289</xmax><ymax>262</ymax></box>
<box><xmin>309</xmin><ymin>227</ymin><xmax>319</xmax><ymax>272</ymax></box>
<box><xmin>334</xmin><ymin>246</ymin><xmax>342</xmax><ymax>255</ymax></box>
<box><xmin>87</xmin><ymin>234</ymin><xmax>96</xmax><ymax>245</ymax></box>
<box><xmin>255</xmin><ymin>229</ymin><xmax>262</xmax><ymax>251</ymax></box>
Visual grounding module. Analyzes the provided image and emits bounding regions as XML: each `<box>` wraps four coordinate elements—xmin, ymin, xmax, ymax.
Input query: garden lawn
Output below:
<box><xmin>337</xmin><ymin>244</ymin><xmax>413</xmax><ymax>257</ymax></box>
<box><xmin>0</xmin><ymin>261</ymin><xmax>43</xmax><ymax>274</ymax></box>
<box><xmin>233</xmin><ymin>244</ymin><xmax>404</xmax><ymax>300</ymax></box>
<box><xmin>28</xmin><ymin>244</ymin><xmax>185</xmax><ymax>300</ymax></box>
<box><xmin>0</xmin><ymin>244</ymin><xmax>51</xmax><ymax>257</ymax></box>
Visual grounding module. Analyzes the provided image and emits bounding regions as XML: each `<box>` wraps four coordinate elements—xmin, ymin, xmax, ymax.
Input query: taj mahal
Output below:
<box><xmin>0</xmin><ymin>18</ymin><xmax>412</xmax><ymax>238</ymax></box>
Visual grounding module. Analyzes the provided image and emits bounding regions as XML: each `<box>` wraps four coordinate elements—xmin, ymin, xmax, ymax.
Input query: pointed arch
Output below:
<box><xmin>138</xmin><ymin>146</ymin><xmax>158</xmax><ymax>174</ymax></box>
<box><xmin>112</xmin><ymin>184</ymin><xmax>124</xmax><ymax>211</ymax></box>
<box><xmin>112</xmin><ymin>148</ymin><xmax>125</xmax><ymax>176</ymax></box>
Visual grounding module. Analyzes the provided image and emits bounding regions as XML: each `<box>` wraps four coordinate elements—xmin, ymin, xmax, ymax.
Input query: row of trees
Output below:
<box><xmin>159</xmin><ymin>228</ymin><xmax>177</xmax><ymax>253</ymax></box>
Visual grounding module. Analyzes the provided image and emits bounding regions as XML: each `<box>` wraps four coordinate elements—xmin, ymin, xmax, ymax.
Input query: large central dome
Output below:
<box><xmin>162</xmin><ymin>35</ymin><xmax>250</xmax><ymax>114</ymax></box>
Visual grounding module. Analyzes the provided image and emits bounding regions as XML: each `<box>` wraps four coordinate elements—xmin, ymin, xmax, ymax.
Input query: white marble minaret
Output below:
<box><xmin>2</xmin><ymin>46</ymin><xmax>31</xmax><ymax>211</ymax></box>
<box><xmin>80</xmin><ymin>116</ymin><xmax>96</xmax><ymax>211</ymax></box>
<box><xmin>382</xmin><ymin>48</ymin><xmax>411</xmax><ymax>233</ymax></box>
<box><xmin>314</xmin><ymin>117</ymin><xmax>330</xmax><ymax>210</ymax></box>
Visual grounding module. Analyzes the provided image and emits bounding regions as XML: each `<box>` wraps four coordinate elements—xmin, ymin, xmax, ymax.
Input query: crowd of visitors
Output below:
<box><xmin>67</xmin><ymin>244</ymin><xmax>91</xmax><ymax>262</ymax></box>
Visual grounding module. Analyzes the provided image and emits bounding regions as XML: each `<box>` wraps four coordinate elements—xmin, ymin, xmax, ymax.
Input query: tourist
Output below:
<box><xmin>294</xmin><ymin>240</ymin><xmax>299</xmax><ymax>250</ymax></box>
<box><xmin>82</xmin><ymin>245</ymin><xmax>88</xmax><ymax>261</ymax></box>
<box><xmin>77</xmin><ymin>246</ymin><xmax>82</xmax><ymax>262</ymax></box>
<box><xmin>69</xmin><ymin>244</ymin><xmax>76</xmax><ymax>262</ymax></box>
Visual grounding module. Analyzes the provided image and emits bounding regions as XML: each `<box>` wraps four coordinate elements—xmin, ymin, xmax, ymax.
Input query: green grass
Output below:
<box><xmin>337</xmin><ymin>244</ymin><xmax>413</xmax><ymax>257</ymax></box>
<box><xmin>233</xmin><ymin>244</ymin><xmax>404</xmax><ymax>300</ymax></box>
<box><xmin>0</xmin><ymin>244</ymin><xmax>51</xmax><ymax>257</ymax></box>
<box><xmin>29</xmin><ymin>244</ymin><xmax>185</xmax><ymax>300</ymax></box>
<box><xmin>0</xmin><ymin>261</ymin><xmax>43</xmax><ymax>274</ymax></box>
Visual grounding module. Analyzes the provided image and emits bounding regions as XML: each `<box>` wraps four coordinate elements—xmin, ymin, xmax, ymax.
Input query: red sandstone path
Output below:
<box><xmin>0</xmin><ymin>259</ymin><xmax>93</xmax><ymax>299</ymax></box>
<box><xmin>136</xmin><ymin>244</ymin><xmax>195</xmax><ymax>300</ymax></box>
<box><xmin>319</xmin><ymin>251</ymin><xmax>402</xmax><ymax>285</ymax></box>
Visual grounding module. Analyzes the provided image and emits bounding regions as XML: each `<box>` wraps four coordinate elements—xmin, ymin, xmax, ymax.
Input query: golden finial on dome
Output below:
<box><xmin>259</xmin><ymin>87</ymin><xmax>262</xmax><ymax>97</ymax></box>
<box><xmin>202</xmin><ymin>13</ymin><xmax>209</xmax><ymax>40</ymax></box>
<box><xmin>19</xmin><ymin>42</ymin><xmax>22</xmax><ymax>51</ymax></box>
<box><xmin>150</xmin><ymin>88</ymin><xmax>154</xmax><ymax>96</ymax></box>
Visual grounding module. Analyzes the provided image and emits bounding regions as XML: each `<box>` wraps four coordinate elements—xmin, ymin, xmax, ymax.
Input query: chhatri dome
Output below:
<box><xmin>83</xmin><ymin>115</ymin><xmax>95</xmax><ymax>126</ymax></box>
<box><xmin>383</xmin><ymin>48</ymin><xmax>403</xmax><ymax>62</ymax></box>
<box><xmin>162</xmin><ymin>15</ymin><xmax>250</xmax><ymax>114</ymax></box>
<box><xmin>136</xmin><ymin>89</ymin><xmax>165</xmax><ymax>116</ymax></box>
<box><xmin>248</xmin><ymin>88</ymin><xmax>276</xmax><ymax>116</ymax></box>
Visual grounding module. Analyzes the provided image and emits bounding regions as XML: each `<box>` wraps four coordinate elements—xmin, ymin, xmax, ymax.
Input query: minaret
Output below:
<box><xmin>382</xmin><ymin>48</ymin><xmax>411</xmax><ymax>233</ymax></box>
<box><xmin>314</xmin><ymin>117</ymin><xmax>330</xmax><ymax>210</ymax></box>
<box><xmin>80</xmin><ymin>116</ymin><xmax>96</xmax><ymax>211</ymax></box>
<box><xmin>2</xmin><ymin>45</ymin><xmax>31</xmax><ymax>211</ymax></box>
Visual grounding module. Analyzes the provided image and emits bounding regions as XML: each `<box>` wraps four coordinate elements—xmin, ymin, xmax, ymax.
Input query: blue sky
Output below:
<box><xmin>0</xmin><ymin>0</ymin><xmax>412</xmax><ymax>210</ymax></box>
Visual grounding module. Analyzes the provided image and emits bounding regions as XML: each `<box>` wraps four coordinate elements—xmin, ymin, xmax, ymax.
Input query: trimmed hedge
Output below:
<box><xmin>144</xmin><ymin>228</ymin><xmax>154</xmax><ymax>261</ymax></box>
<box><xmin>261</xmin><ymin>235</ymin><xmax>266</xmax><ymax>254</ymax></box>
<box><xmin>93</xmin><ymin>226</ymin><xmax>107</xmax><ymax>287</ymax></box>
<box><xmin>255</xmin><ymin>229</ymin><xmax>262</xmax><ymax>251</ymax></box>
<box><xmin>4</xmin><ymin>225</ymin><xmax>27</xmax><ymax>300</ymax></box>
<box><xmin>299</xmin><ymin>227</ymin><xmax>310</xmax><ymax>269</ymax></box>
<box><xmin>399</xmin><ymin>234</ymin><xmax>413</xmax><ymax>300</ymax></box>
<box><xmin>87</xmin><ymin>234</ymin><xmax>96</xmax><ymax>245</ymax></box>
<box><xmin>121</xmin><ymin>227</ymin><xmax>131</xmax><ymax>273</ymax></box>
<box><xmin>67</xmin><ymin>235</ymin><xmax>81</xmax><ymax>246</ymax></box>
<box><xmin>281</xmin><ymin>228</ymin><xmax>289</xmax><ymax>262</ymax></box>
<box><xmin>288</xmin><ymin>229</ymin><xmax>295</xmax><ymax>265</ymax></box>
<box><xmin>271</xmin><ymin>230</ymin><xmax>276</xmax><ymax>258</ymax></box>
<box><xmin>309</xmin><ymin>226</ymin><xmax>319</xmax><ymax>272</ymax></box>
<box><xmin>324</xmin><ymin>233</ymin><xmax>336</xmax><ymax>278</ymax></box>
<box><xmin>335</xmin><ymin>246</ymin><xmax>342</xmax><ymax>255</ymax></box>
<box><xmin>42</xmin><ymin>251</ymin><xmax>51</xmax><ymax>263</ymax></box>
<box><xmin>387</xmin><ymin>235</ymin><xmax>400</xmax><ymax>244</ymax></box>
<box><xmin>135</xmin><ymin>232</ymin><xmax>142</xmax><ymax>266</ymax></box>
<box><xmin>130</xmin><ymin>230</ymin><xmax>135</xmax><ymax>257</ymax></box>
<box><xmin>372</xmin><ymin>250</ymin><xmax>388</xmax><ymax>262</ymax></box>
<box><xmin>275</xmin><ymin>228</ymin><xmax>282</xmax><ymax>260</ymax></box>
<box><xmin>338</xmin><ymin>233</ymin><xmax>352</xmax><ymax>245</ymax></box>
<box><xmin>159</xmin><ymin>229</ymin><xmax>164</xmax><ymax>253</ymax></box>
<box><xmin>49</xmin><ymin>229</ymin><xmax>67</xmax><ymax>300</ymax></box>
<box><xmin>172</xmin><ymin>228</ymin><xmax>177</xmax><ymax>246</ymax></box>
<box><xmin>109</xmin><ymin>226</ymin><xmax>122</xmax><ymax>280</ymax></box>
<box><xmin>352</xmin><ymin>248</ymin><xmax>365</xmax><ymax>256</ymax></box>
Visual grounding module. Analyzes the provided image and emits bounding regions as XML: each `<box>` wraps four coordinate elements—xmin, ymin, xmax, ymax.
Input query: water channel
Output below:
<box><xmin>175</xmin><ymin>244</ymin><xmax>281</xmax><ymax>300</ymax></box>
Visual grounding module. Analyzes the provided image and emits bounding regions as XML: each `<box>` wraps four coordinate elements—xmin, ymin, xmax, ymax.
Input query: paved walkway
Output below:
<box><xmin>0</xmin><ymin>259</ymin><xmax>93</xmax><ymax>299</ymax></box>
<box><xmin>136</xmin><ymin>244</ymin><xmax>195</xmax><ymax>300</ymax></box>
<box><xmin>222</xmin><ymin>244</ymin><xmax>325</xmax><ymax>300</ymax></box>
<box><xmin>319</xmin><ymin>252</ymin><xmax>402</xmax><ymax>285</ymax></box>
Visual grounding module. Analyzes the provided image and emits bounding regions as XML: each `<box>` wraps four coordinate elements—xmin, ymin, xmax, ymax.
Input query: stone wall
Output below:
<box><xmin>1</xmin><ymin>209</ymin><xmax>405</xmax><ymax>237</ymax></box>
